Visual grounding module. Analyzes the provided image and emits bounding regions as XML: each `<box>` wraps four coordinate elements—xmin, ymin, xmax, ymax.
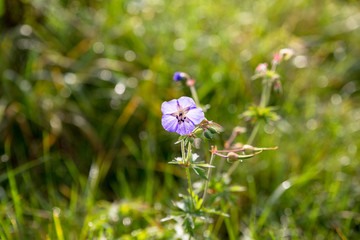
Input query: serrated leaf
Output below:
<box><xmin>161</xmin><ymin>215</ymin><xmax>177</xmax><ymax>222</ymax></box>
<box><xmin>168</xmin><ymin>160</ymin><xmax>185</xmax><ymax>165</ymax></box>
<box><xmin>183</xmin><ymin>217</ymin><xmax>195</xmax><ymax>234</ymax></box>
<box><xmin>193</xmin><ymin>163</ymin><xmax>215</xmax><ymax>168</ymax></box>
<box><xmin>168</xmin><ymin>157</ymin><xmax>185</xmax><ymax>165</ymax></box>
<box><xmin>191</xmin><ymin>166</ymin><xmax>208</xmax><ymax>180</ymax></box>
<box><xmin>172</xmin><ymin>200</ymin><xmax>186</xmax><ymax>212</ymax></box>
<box><xmin>175</xmin><ymin>135</ymin><xmax>188</xmax><ymax>144</ymax></box>
<box><xmin>201</xmin><ymin>208</ymin><xmax>230</xmax><ymax>217</ymax></box>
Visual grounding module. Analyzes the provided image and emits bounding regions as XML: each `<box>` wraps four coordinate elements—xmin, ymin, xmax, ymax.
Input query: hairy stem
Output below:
<box><xmin>186</xmin><ymin>167</ymin><xmax>195</xmax><ymax>210</ymax></box>
<box><xmin>246</xmin><ymin>122</ymin><xmax>260</xmax><ymax>146</ymax></box>
<box><xmin>182</xmin><ymin>141</ymin><xmax>195</xmax><ymax>210</ymax></box>
<box><xmin>181</xmin><ymin>141</ymin><xmax>185</xmax><ymax>162</ymax></box>
<box><xmin>190</xmin><ymin>85</ymin><xmax>200</xmax><ymax>107</ymax></box>
<box><xmin>201</xmin><ymin>152</ymin><xmax>215</xmax><ymax>208</ymax></box>
<box><xmin>259</xmin><ymin>79</ymin><xmax>268</xmax><ymax>107</ymax></box>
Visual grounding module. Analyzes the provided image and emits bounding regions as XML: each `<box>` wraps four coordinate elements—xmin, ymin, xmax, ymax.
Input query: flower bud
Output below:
<box><xmin>255</xmin><ymin>63</ymin><xmax>268</xmax><ymax>74</ymax></box>
<box><xmin>186</xmin><ymin>78</ymin><xmax>195</xmax><ymax>86</ymax></box>
<box><xmin>243</xmin><ymin>145</ymin><xmax>262</xmax><ymax>155</ymax></box>
<box><xmin>233</xmin><ymin>126</ymin><xmax>246</xmax><ymax>134</ymax></box>
<box><xmin>203</xmin><ymin>129</ymin><xmax>213</xmax><ymax>139</ymax></box>
<box><xmin>279</xmin><ymin>48</ymin><xmax>294</xmax><ymax>61</ymax></box>
<box><xmin>272</xmin><ymin>53</ymin><xmax>281</xmax><ymax>65</ymax></box>
<box><xmin>227</xmin><ymin>152</ymin><xmax>239</xmax><ymax>160</ymax></box>
<box><xmin>208</xmin><ymin>127</ymin><xmax>218</xmax><ymax>134</ymax></box>
<box><xmin>173</xmin><ymin>72</ymin><xmax>189</xmax><ymax>82</ymax></box>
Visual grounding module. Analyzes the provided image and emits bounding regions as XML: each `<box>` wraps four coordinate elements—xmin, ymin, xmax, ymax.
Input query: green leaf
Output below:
<box><xmin>195</xmin><ymin>198</ymin><xmax>203</xmax><ymax>210</ymax></box>
<box><xmin>169</xmin><ymin>211</ymin><xmax>186</xmax><ymax>216</ymax></box>
<box><xmin>228</xmin><ymin>185</ymin><xmax>247</xmax><ymax>192</ymax></box>
<box><xmin>175</xmin><ymin>135</ymin><xmax>188</xmax><ymax>145</ymax></box>
<box><xmin>191</xmin><ymin>166</ymin><xmax>208</xmax><ymax>180</ymax></box>
<box><xmin>160</xmin><ymin>215</ymin><xmax>178</xmax><ymax>222</ymax></box>
<box><xmin>168</xmin><ymin>161</ymin><xmax>185</xmax><ymax>165</ymax></box>
<box><xmin>172</xmin><ymin>200</ymin><xmax>187</xmax><ymax>212</ymax></box>
<box><xmin>168</xmin><ymin>157</ymin><xmax>185</xmax><ymax>165</ymax></box>
<box><xmin>201</xmin><ymin>208</ymin><xmax>230</xmax><ymax>217</ymax></box>
<box><xmin>184</xmin><ymin>215</ymin><xmax>195</xmax><ymax>230</ymax></box>
<box><xmin>192</xmin><ymin>163</ymin><xmax>215</xmax><ymax>168</ymax></box>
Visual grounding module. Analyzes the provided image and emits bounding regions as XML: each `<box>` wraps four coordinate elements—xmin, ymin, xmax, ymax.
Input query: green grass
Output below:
<box><xmin>1</xmin><ymin>0</ymin><xmax>360</xmax><ymax>239</ymax></box>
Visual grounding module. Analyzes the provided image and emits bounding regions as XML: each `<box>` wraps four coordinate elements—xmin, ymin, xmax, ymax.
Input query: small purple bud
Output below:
<box><xmin>173</xmin><ymin>72</ymin><xmax>189</xmax><ymax>82</ymax></box>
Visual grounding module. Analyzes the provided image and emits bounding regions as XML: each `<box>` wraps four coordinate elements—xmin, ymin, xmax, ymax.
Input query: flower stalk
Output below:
<box><xmin>182</xmin><ymin>140</ymin><xmax>195</xmax><ymax>210</ymax></box>
<box><xmin>185</xmin><ymin>166</ymin><xmax>195</xmax><ymax>210</ymax></box>
<box><xmin>201</xmin><ymin>148</ymin><xmax>215</xmax><ymax>208</ymax></box>
<box><xmin>226</xmin><ymin>52</ymin><xmax>283</xmax><ymax>177</ymax></box>
<box><xmin>189</xmin><ymin>85</ymin><xmax>200</xmax><ymax>107</ymax></box>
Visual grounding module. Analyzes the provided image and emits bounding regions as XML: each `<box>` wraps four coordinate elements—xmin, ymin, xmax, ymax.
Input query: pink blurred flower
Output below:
<box><xmin>273</xmin><ymin>53</ymin><xmax>281</xmax><ymax>65</ymax></box>
<box><xmin>255</xmin><ymin>63</ymin><xmax>268</xmax><ymax>73</ymax></box>
<box><xmin>279</xmin><ymin>48</ymin><xmax>294</xmax><ymax>61</ymax></box>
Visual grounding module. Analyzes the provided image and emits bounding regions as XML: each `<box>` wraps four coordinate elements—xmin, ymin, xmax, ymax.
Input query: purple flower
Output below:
<box><xmin>173</xmin><ymin>72</ymin><xmax>189</xmax><ymax>82</ymax></box>
<box><xmin>161</xmin><ymin>96</ymin><xmax>204</xmax><ymax>135</ymax></box>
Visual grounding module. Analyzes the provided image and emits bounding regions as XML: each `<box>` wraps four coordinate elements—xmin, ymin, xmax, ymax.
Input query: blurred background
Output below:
<box><xmin>0</xmin><ymin>0</ymin><xmax>360</xmax><ymax>239</ymax></box>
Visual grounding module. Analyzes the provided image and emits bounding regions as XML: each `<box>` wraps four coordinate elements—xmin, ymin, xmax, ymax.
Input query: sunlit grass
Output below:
<box><xmin>0</xmin><ymin>0</ymin><xmax>360</xmax><ymax>239</ymax></box>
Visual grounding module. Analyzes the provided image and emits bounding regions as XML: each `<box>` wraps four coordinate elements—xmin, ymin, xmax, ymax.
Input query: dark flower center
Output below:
<box><xmin>175</xmin><ymin>111</ymin><xmax>187</xmax><ymax>124</ymax></box>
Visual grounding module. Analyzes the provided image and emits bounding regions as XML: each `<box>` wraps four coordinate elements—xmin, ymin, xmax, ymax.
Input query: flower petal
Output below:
<box><xmin>161</xmin><ymin>99</ymin><xmax>178</xmax><ymax>115</ymax></box>
<box><xmin>186</xmin><ymin>107</ymin><xmax>204</xmax><ymax>125</ymax></box>
<box><xmin>177</xmin><ymin>96</ymin><xmax>196</xmax><ymax>110</ymax></box>
<box><xmin>176</xmin><ymin>121</ymin><xmax>195</xmax><ymax>135</ymax></box>
<box><xmin>162</xmin><ymin>114</ymin><xmax>178</xmax><ymax>132</ymax></box>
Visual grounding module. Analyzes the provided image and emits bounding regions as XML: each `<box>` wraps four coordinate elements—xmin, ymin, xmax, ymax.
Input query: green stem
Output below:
<box><xmin>227</xmin><ymin>64</ymin><xmax>277</xmax><ymax>177</ymax></box>
<box><xmin>222</xmin><ymin>201</ymin><xmax>236</xmax><ymax>240</ymax></box>
<box><xmin>181</xmin><ymin>141</ymin><xmax>186</xmax><ymax>162</ymax></box>
<box><xmin>259</xmin><ymin>77</ymin><xmax>269</xmax><ymax>107</ymax></box>
<box><xmin>201</xmin><ymin>152</ymin><xmax>215</xmax><ymax>208</ymax></box>
<box><xmin>190</xmin><ymin>85</ymin><xmax>200</xmax><ymax>107</ymax></box>
<box><xmin>263</xmin><ymin>80</ymin><xmax>272</xmax><ymax>107</ymax></box>
<box><xmin>186</xmin><ymin>140</ymin><xmax>192</xmax><ymax>164</ymax></box>
<box><xmin>182</xmin><ymin>141</ymin><xmax>195</xmax><ymax>210</ymax></box>
<box><xmin>247</xmin><ymin>122</ymin><xmax>260</xmax><ymax>146</ymax></box>
<box><xmin>186</xmin><ymin>167</ymin><xmax>195</xmax><ymax>210</ymax></box>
